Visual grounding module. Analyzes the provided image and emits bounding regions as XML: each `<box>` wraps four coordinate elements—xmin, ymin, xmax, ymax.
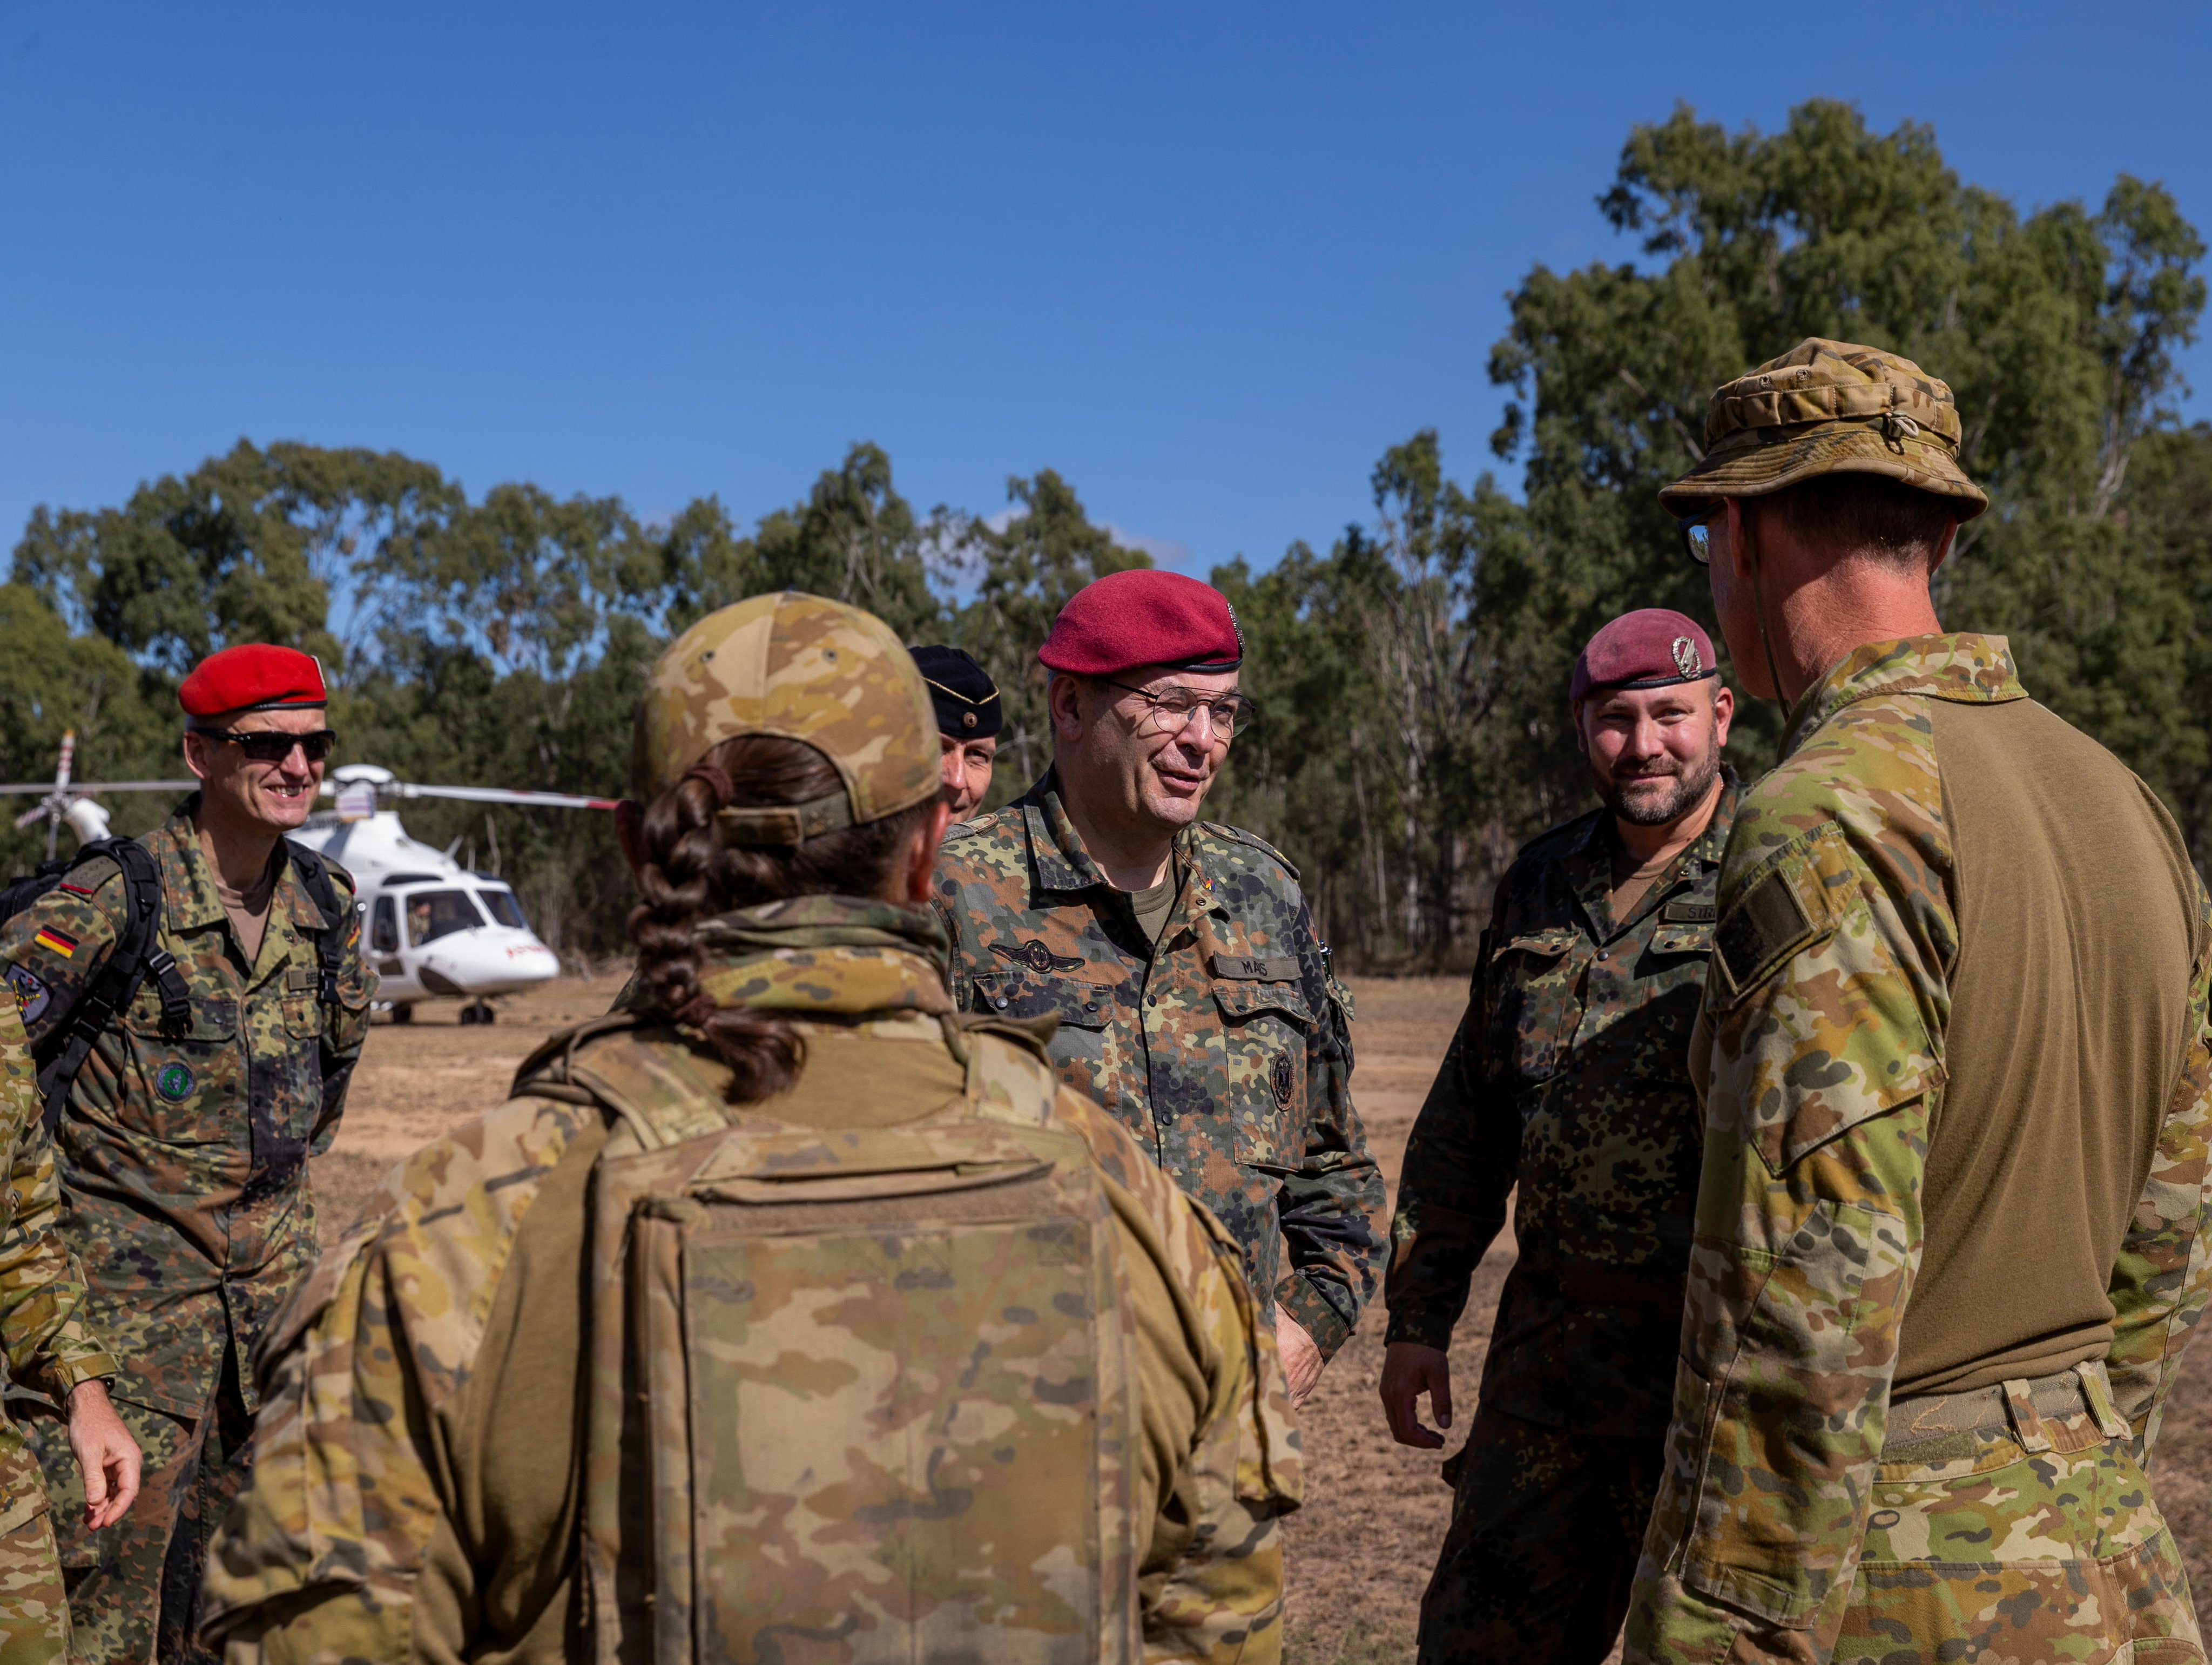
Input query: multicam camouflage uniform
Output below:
<box><xmin>0</xmin><ymin>1003</ymin><xmax>120</xmax><ymax>1665</ymax></box>
<box><xmin>1622</xmin><ymin>339</ymin><xmax>2211</xmax><ymax>1664</ymax></box>
<box><xmin>0</xmin><ymin>805</ymin><xmax>372</xmax><ymax>1662</ymax></box>
<box><xmin>1387</xmin><ymin>774</ymin><xmax>1737</xmax><ymax>1662</ymax></box>
<box><xmin>1623</xmin><ymin>637</ymin><xmax>2209</xmax><ymax>1664</ymax></box>
<box><xmin>933</xmin><ymin>773</ymin><xmax>1384</xmax><ymax>1359</ymax></box>
<box><xmin>199</xmin><ymin>899</ymin><xmax>1301</xmax><ymax>1664</ymax></box>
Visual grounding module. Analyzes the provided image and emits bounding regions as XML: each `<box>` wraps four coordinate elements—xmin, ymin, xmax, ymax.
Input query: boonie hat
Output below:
<box><xmin>179</xmin><ymin>644</ymin><xmax>328</xmax><ymax>718</ymax></box>
<box><xmin>633</xmin><ymin>592</ymin><xmax>938</xmax><ymax>844</ymax></box>
<box><xmin>1658</xmin><ymin>338</ymin><xmax>1988</xmax><ymax>519</ymax></box>
<box><xmin>909</xmin><ymin>645</ymin><xmax>1002</xmax><ymax>738</ymax></box>
<box><xmin>1037</xmin><ymin>569</ymin><xmax>1243</xmax><ymax>677</ymax></box>
<box><xmin>1571</xmin><ymin>610</ymin><xmax>1721</xmax><ymax>704</ymax></box>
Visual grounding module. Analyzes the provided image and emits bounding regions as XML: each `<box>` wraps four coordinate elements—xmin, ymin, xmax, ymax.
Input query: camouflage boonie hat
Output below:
<box><xmin>1658</xmin><ymin>338</ymin><xmax>1988</xmax><ymax>519</ymax></box>
<box><xmin>633</xmin><ymin>592</ymin><xmax>939</xmax><ymax>842</ymax></box>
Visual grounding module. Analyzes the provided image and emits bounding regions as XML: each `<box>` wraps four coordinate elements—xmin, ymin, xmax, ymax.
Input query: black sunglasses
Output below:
<box><xmin>194</xmin><ymin>727</ymin><xmax>338</xmax><ymax>764</ymax></box>
<box><xmin>1676</xmin><ymin>503</ymin><xmax>1721</xmax><ymax>566</ymax></box>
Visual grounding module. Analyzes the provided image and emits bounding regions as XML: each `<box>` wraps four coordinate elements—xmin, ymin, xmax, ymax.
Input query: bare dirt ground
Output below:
<box><xmin>308</xmin><ymin>974</ymin><xmax>2212</xmax><ymax>1665</ymax></box>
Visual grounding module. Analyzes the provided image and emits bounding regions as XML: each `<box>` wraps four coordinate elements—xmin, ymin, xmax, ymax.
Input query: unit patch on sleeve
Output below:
<box><xmin>1713</xmin><ymin>861</ymin><xmax>1820</xmax><ymax>1001</ymax></box>
<box><xmin>4</xmin><ymin>965</ymin><xmax>49</xmax><ymax>1025</ymax></box>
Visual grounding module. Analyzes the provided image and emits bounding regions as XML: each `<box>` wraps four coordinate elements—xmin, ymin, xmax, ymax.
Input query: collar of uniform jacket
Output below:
<box><xmin>160</xmin><ymin>800</ymin><xmax>342</xmax><ymax>940</ymax></box>
<box><xmin>1782</xmin><ymin>632</ymin><xmax>2027</xmax><ymax>757</ymax></box>
<box><xmin>690</xmin><ymin>894</ymin><xmax>955</xmax><ymax>1015</ymax></box>
<box><xmin>1564</xmin><ymin>765</ymin><xmax>1742</xmax><ymax>940</ymax></box>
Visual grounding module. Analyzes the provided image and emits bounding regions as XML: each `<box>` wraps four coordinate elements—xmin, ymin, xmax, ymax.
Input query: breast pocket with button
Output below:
<box><xmin>120</xmin><ymin>992</ymin><xmax>239</xmax><ymax>1144</ymax></box>
<box><xmin>1210</xmin><ymin>966</ymin><xmax>1313</xmax><ymax>1169</ymax></box>
<box><xmin>1486</xmin><ymin>929</ymin><xmax>1583</xmax><ymax>1083</ymax></box>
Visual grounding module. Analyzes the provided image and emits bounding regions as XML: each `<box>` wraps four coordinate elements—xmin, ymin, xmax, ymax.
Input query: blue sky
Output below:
<box><xmin>5</xmin><ymin>3</ymin><xmax>2208</xmax><ymax>579</ymax></box>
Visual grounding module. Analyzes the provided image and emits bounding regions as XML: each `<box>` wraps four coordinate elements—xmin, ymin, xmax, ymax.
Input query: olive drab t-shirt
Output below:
<box><xmin>209</xmin><ymin>850</ymin><xmax>280</xmax><ymax>968</ymax></box>
<box><xmin>1129</xmin><ymin>871</ymin><xmax>1178</xmax><ymax>946</ymax></box>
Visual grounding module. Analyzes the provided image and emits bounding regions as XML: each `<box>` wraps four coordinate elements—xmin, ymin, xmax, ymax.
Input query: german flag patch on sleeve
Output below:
<box><xmin>32</xmin><ymin>927</ymin><xmax>78</xmax><ymax>959</ymax></box>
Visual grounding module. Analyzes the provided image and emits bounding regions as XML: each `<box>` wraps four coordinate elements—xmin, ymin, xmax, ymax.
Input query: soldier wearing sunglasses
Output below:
<box><xmin>0</xmin><ymin>643</ymin><xmax>374</xmax><ymax>1663</ymax></box>
<box><xmin>933</xmin><ymin>569</ymin><xmax>1385</xmax><ymax>1409</ymax></box>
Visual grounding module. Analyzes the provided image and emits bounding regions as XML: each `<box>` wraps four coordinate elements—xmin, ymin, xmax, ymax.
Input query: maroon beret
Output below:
<box><xmin>1037</xmin><ymin>570</ymin><xmax>1244</xmax><ymax>677</ymax></box>
<box><xmin>178</xmin><ymin>644</ymin><xmax>329</xmax><ymax>718</ymax></box>
<box><xmin>1569</xmin><ymin>610</ymin><xmax>1719</xmax><ymax>703</ymax></box>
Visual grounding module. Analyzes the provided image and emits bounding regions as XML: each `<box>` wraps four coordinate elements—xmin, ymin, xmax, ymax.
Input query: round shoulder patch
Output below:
<box><xmin>156</xmin><ymin>1062</ymin><xmax>196</xmax><ymax>1102</ymax></box>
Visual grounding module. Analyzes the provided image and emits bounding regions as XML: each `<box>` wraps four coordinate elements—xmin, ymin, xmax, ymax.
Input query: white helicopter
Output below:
<box><xmin>0</xmin><ymin>738</ymin><xmax>618</xmax><ymax>1026</ymax></box>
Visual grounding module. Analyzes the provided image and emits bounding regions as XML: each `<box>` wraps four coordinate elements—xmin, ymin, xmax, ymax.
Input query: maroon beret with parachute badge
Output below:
<box><xmin>1569</xmin><ymin>610</ymin><xmax>1720</xmax><ymax>704</ymax></box>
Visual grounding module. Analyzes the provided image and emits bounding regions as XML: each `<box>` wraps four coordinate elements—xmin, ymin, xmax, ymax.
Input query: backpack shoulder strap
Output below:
<box><xmin>281</xmin><ymin>840</ymin><xmax>349</xmax><ymax>1008</ymax></box>
<box><xmin>941</xmin><ymin>1013</ymin><xmax>1061</xmax><ymax>1129</ymax></box>
<box><xmin>511</xmin><ymin>1012</ymin><xmax>733</xmax><ymax>1151</ymax></box>
<box><xmin>37</xmin><ymin>839</ymin><xmax>187</xmax><ymax>1135</ymax></box>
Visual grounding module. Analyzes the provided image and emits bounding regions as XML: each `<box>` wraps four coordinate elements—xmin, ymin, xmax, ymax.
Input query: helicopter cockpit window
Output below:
<box><xmin>403</xmin><ymin>889</ymin><xmax>488</xmax><ymax>947</ymax></box>
<box><xmin>370</xmin><ymin>897</ymin><xmax>399</xmax><ymax>954</ymax></box>
<box><xmin>476</xmin><ymin>888</ymin><xmax>527</xmax><ymax>930</ymax></box>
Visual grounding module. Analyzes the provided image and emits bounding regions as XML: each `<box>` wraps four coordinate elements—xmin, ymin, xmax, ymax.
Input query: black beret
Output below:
<box><xmin>909</xmin><ymin>645</ymin><xmax>1002</xmax><ymax>739</ymax></box>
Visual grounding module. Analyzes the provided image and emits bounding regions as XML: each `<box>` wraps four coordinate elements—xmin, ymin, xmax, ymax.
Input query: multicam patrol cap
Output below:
<box><xmin>1658</xmin><ymin>338</ymin><xmax>1988</xmax><ymax>519</ymax></box>
<box><xmin>633</xmin><ymin>592</ymin><xmax>939</xmax><ymax>844</ymax></box>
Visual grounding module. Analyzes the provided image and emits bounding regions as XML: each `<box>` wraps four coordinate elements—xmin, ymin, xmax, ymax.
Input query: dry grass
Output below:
<box><xmin>308</xmin><ymin>972</ymin><xmax>2212</xmax><ymax>1663</ymax></box>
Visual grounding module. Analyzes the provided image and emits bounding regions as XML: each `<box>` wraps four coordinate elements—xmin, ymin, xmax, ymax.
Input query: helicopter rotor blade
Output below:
<box><xmin>392</xmin><ymin>783</ymin><xmax>621</xmax><ymax>811</ymax></box>
<box><xmin>0</xmin><ymin>781</ymin><xmax>198</xmax><ymax>796</ymax></box>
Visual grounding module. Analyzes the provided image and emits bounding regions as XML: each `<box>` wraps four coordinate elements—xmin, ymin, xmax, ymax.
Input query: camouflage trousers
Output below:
<box><xmin>0</xmin><ymin>1499</ymin><xmax>69</xmax><ymax>1665</ymax></box>
<box><xmin>1829</xmin><ymin>1398</ymin><xmax>2200</xmax><ymax>1664</ymax></box>
<box><xmin>1419</xmin><ymin>1407</ymin><xmax>1664</xmax><ymax>1665</ymax></box>
<box><xmin>26</xmin><ymin>1360</ymin><xmax>252</xmax><ymax>1665</ymax></box>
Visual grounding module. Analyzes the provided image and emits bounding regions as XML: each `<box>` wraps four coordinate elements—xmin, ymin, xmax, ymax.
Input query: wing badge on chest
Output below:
<box><xmin>991</xmin><ymin>939</ymin><xmax>1088</xmax><ymax>974</ymax></box>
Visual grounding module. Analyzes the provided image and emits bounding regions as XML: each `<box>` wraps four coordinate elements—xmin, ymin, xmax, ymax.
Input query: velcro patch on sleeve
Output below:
<box><xmin>1711</xmin><ymin>854</ymin><xmax>1826</xmax><ymax>1003</ymax></box>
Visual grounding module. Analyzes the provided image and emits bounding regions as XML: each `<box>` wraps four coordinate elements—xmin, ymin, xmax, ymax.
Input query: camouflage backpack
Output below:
<box><xmin>519</xmin><ymin>1012</ymin><xmax>1145</xmax><ymax>1665</ymax></box>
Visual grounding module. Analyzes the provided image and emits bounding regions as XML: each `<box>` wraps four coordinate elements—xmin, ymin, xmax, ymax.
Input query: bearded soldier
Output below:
<box><xmin>1381</xmin><ymin>610</ymin><xmax>1737</xmax><ymax>1663</ymax></box>
<box><xmin>1626</xmin><ymin>339</ymin><xmax>2208</xmax><ymax>1662</ymax></box>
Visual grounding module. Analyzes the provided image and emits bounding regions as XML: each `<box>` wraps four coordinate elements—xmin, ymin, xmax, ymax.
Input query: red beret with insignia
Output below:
<box><xmin>1570</xmin><ymin>610</ymin><xmax>1719</xmax><ymax>704</ymax></box>
<box><xmin>178</xmin><ymin>644</ymin><xmax>329</xmax><ymax>718</ymax></box>
<box><xmin>1037</xmin><ymin>570</ymin><xmax>1244</xmax><ymax>677</ymax></box>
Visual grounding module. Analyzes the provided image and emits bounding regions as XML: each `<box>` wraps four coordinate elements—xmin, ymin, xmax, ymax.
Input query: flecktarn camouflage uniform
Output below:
<box><xmin>199</xmin><ymin>899</ymin><xmax>1300</xmax><ymax>1664</ymax></box>
<box><xmin>1387</xmin><ymin>774</ymin><xmax>1736</xmax><ymax>1663</ymax></box>
<box><xmin>0</xmin><ymin>1001</ymin><xmax>120</xmax><ymax>1665</ymax></box>
<box><xmin>0</xmin><ymin>805</ymin><xmax>372</xmax><ymax>1662</ymax></box>
<box><xmin>1624</xmin><ymin>637</ymin><xmax>2210</xmax><ymax>1664</ymax></box>
<box><xmin>933</xmin><ymin>771</ymin><xmax>1384</xmax><ymax>1359</ymax></box>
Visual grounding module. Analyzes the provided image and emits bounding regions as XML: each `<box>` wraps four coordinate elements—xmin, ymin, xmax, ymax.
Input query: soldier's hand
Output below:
<box><xmin>65</xmin><ymin>1379</ymin><xmax>141</xmax><ymax>1531</ymax></box>
<box><xmin>1277</xmin><ymin>1313</ymin><xmax>1324</xmax><ymax>1408</ymax></box>
<box><xmin>1380</xmin><ymin>1342</ymin><xmax>1452</xmax><ymax>1448</ymax></box>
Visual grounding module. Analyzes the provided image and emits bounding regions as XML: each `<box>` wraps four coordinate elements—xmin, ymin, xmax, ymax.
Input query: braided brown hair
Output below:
<box><xmin>628</xmin><ymin>734</ymin><xmax>935</xmax><ymax>1102</ymax></box>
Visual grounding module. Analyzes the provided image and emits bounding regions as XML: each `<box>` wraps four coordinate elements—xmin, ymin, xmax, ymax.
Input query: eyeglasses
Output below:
<box><xmin>1096</xmin><ymin>679</ymin><xmax>1255</xmax><ymax>739</ymax></box>
<box><xmin>1677</xmin><ymin>503</ymin><xmax>1721</xmax><ymax>566</ymax></box>
<box><xmin>193</xmin><ymin>727</ymin><xmax>338</xmax><ymax>764</ymax></box>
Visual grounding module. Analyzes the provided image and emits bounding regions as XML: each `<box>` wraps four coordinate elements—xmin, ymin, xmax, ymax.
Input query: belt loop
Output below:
<box><xmin>2001</xmin><ymin>1378</ymin><xmax>2053</xmax><ymax>1453</ymax></box>
<box><xmin>2078</xmin><ymin>1361</ymin><xmax>2132</xmax><ymax>1442</ymax></box>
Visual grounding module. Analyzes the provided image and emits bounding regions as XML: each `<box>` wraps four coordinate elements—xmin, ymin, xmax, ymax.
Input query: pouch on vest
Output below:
<box><xmin>544</xmin><ymin>1017</ymin><xmax>1146</xmax><ymax>1665</ymax></box>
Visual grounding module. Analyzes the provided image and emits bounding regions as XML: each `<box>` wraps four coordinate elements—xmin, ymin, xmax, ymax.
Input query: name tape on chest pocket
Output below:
<box><xmin>1213</xmin><ymin>954</ymin><xmax>1299</xmax><ymax>981</ymax></box>
<box><xmin>1661</xmin><ymin>900</ymin><xmax>1717</xmax><ymax>925</ymax></box>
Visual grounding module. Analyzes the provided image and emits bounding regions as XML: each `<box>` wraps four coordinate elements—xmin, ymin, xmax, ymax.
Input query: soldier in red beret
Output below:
<box><xmin>1379</xmin><ymin>608</ymin><xmax>1737</xmax><ymax>1664</ymax></box>
<box><xmin>0</xmin><ymin>643</ymin><xmax>374</xmax><ymax>1662</ymax></box>
<box><xmin>933</xmin><ymin>568</ymin><xmax>1385</xmax><ymax>1408</ymax></box>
